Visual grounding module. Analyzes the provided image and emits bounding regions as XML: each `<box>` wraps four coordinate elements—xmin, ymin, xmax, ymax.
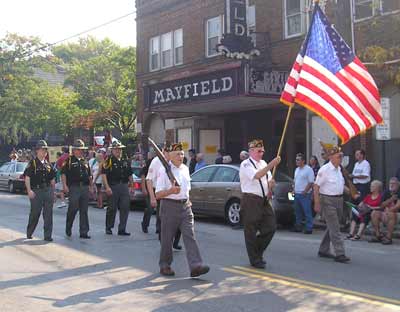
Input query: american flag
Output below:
<box><xmin>280</xmin><ymin>3</ymin><xmax>383</xmax><ymax>143</ymax></box>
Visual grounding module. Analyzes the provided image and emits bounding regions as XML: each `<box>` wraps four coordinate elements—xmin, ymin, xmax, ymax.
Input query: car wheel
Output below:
<box><xmin>225</xmin><ymin>199</ymin><xmax>241</xmax><ymax>226</ymax></box>
<box><xmin>8</xmin><ymin>181</ymin><xmax>15</xmax><ymax>193</ymax></box>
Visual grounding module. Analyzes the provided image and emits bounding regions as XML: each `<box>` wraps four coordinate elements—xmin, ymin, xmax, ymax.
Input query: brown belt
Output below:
<box><xmin>163</xmin><ymin>198</ymin><xmax>188</xmax><ymax>204</ymax></box>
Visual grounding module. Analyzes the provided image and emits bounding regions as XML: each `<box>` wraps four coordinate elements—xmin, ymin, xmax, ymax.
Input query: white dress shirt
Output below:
<box><xmin>315</xmin><ymin>162</ymin><xmax>345</xmax><ymax>196</ymax></box>
<box><xmin>239</xmin><ymin>157</ymin><xmax>272</xmax><ymax>198</ymax></box>
<box><xmin>156</xmin><ymin>162</ymin><xmax>191</xmax><ymax>200</ymax></box>
<box><xmin>294</xmin><ymin>165</ymin><xmax>315</xmax><ymax>194</ymax></box>
<box><xmin>146</xmin><ymin>157</ymin><xmax>162</xmax><ymax>185</ymax></box>
<box><xmin>352</xmin><ymin>159</ymin><xmax>371</xmax><ymax>184</ymax></box>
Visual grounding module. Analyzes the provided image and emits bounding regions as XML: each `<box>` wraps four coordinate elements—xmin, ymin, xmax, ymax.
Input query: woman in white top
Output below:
<box><xmin>90</xmin><ymin>153</ymin><xmax>104</xmax><ymax>208</ymax></box>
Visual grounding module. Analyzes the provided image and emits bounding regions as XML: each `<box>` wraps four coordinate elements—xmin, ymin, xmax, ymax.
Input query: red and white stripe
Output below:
<box><xmin>281</xmin><ymin>54</ymin><xmax>382</xmax><ymax>143</ymax></box>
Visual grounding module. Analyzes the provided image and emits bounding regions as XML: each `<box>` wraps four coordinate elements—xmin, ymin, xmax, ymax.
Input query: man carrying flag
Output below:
<box><xmin>279</xmin><ymin>1</ymin><xmax>383</xmax><ymax>262</ymax></box>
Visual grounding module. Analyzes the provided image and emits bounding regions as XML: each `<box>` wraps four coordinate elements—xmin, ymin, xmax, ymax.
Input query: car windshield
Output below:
<box><xmin>16</xmin><ymin>162</ymin><xmax>28</xmax><ymax>172</ymax></box>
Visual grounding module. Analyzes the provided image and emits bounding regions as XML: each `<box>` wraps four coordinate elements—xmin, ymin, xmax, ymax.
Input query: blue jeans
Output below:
<box><xmin>294</xmin><ymin>193</ymin><xmax>313</xmax><ymax>231</ymax></box>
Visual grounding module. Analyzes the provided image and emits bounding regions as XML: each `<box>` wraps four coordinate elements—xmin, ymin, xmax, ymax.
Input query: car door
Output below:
<box><xmin>203</xmin><ymin>166</ymin><xmax>239</xmax><ymax>217</ymax></box>
<box><xmin>6</xmin><ymin>163</ymin><xmax>16</xmax><ymax>186</ymax></box>
<box><xmin>190</xmin><ymin>166</ymin><xmax>217</xmax><ymax>214</ymax></box>
<box><xmin>0</xmin><ymin>163</ymin><xmax>11</xmax><ymax>188</ymax></box>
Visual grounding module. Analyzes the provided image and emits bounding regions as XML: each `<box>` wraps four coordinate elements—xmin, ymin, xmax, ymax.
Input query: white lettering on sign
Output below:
<box><xmin>152</xmin><ymin>76</ymin><xmax>234</xmax><ymax>105</ymax></box>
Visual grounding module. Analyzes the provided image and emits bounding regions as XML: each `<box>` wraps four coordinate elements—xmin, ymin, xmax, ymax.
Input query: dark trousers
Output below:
<box><xmin>27</xmin><ymin>187</ymin><xmax>53</xmax><ymax>239</ymax></box>
<box><xmin>241</xmin><ymin>193</ymin><xmax>276</xmax><ymax>265</ymax></box>
<box><xmin>142</xmin><ymin>195</ymin><xmax>154</xmax><ymax>229</ymax></box>
<box><xmin>106</xmin><ymin>183</ymin><xmax>130</xmax><ymax>232</ymax></box>
<box><xmin>66</xmin><ymin>185</ymin><xmax>89</xmax><ymax>235</ymax></box>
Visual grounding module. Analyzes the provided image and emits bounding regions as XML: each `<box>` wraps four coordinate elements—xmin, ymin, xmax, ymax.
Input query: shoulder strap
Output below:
<box><xmin>248</xmin><ymin>158</ymin><xmax>267</xmax><ymax>204</ymax></box>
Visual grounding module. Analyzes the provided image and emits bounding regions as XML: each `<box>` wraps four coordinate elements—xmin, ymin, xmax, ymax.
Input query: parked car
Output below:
<box><xmin>190</xmin><ymin>164</ymin><xmax>294</xmax><ymax>226</ymax></box>
<box><xmin>0</xmin><ymin>161</ymin><xmax>28</xmax><ymax>193</ymax></box>
<box><xmin>129</xmin><ymin>166</ymin><xmax>145</xmax><ymax>206</ymax></box>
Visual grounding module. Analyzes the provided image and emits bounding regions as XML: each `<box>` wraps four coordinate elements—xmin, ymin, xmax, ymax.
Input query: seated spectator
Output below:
<box><xmin>346</xmin><ymin>180</ymin><xmax>382</xmax><ymax>241</ymax></box>
<box><xmin>369</xmin><ymin>177</ymin><xmax>400</xmax><ymax>245</ymax></box>
<box><xmin>195</xmin><ymin>153</ymin><xmax>207</xmax><ymax>172</ymax></box>
<box><xmin>222</xmin><ymin>155</ymin><xmax>232</xmax><ymax>164</ymax></box>
<box><xmin>239</xmin><ymin>150</ymin><xmax>249</xmax><ymax>161</ymax></box>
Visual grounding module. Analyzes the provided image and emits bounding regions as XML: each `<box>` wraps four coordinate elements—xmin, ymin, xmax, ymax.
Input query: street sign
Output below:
<box><xmin>376</xmin><ymin>98</ymin><xmax>391</xmax><ymax>141</ymax></box>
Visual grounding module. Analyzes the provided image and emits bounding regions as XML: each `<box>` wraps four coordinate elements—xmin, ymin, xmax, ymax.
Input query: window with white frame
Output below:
<box><xmin>284</xmin><ymin>0</ymin><xmax>305</xmax><ymax>38</ymax></box>
<box><xmin>381</xmin><ymin>0</ymin><xmax>400</xmax><ymax>13</ymax></box>
<box><xmin>149</xmin><ymin>36</ymin><xmax>160</xmax><ymax>71</ymax></box>
<box><xmin>206</xmin><ymin>15</ymin><xmax>223</xmax><ymax>57</ymax></box>
<box><xmin>247</xmin><ymin>5</ymin><xmax>256</xmax><ymax>45</ymax></box>
<box><xmin>354</xmin><ymin>0</ymin><xmax>374</xmax><ymax>20</ymax></box>
<box><xmin>174</xmin><ymin>29</ymin><xmax>183</xmax><ymax>65</ymax></box>
<box><xmin>161</xmin><ymin>32</ymin><xmax>173</xmax><ymax>68</ymax></box>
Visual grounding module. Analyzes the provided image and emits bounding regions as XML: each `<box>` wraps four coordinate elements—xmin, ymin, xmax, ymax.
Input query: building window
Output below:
<box><xmin>247</xmin><ymin>5</ymin><xmax>256</xmax><ymax>45</ymax></box>
<box><xmin>149</xmin><ymin>36</ymin><xmax>160</xmax><ymax>71</ymax></box>
<box><xmin>174</xmin><ymin>29</ymin><xmax>183</xmax><ymax>65</ymax></box>
<box><xmin>354</xmin><ymin>0</ymin><xmax>374</xmax><ymax>20</ymax></box>
<box><xmin>381</xmin><ymin>0</ymin><xmax>400</xmax><ymax>13</ymax></box>
<box><xmin>284</xmin><ymin>0</ymin><xmax>305</xmax><ymax>38</ymax></box>
<box><xmin>161</xmin><ymin>32</ymin><xmax>173</xmax><ymax>68</ymax></box>
<box><xmin>206</xmin><ymin>15</ymin><xmax>223</xmax><ymax>57</ymax></box>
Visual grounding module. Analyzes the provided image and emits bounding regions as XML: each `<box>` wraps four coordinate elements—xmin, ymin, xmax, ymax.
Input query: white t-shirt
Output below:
<box><xmin>146</xmin><ymin>157</ymin><xmax>162</xmax><ymax>186</ymax></box>
<box><xmin>294</xmin><ymin>165</ymin><xmax>315</xmax><ymax>194</ymax></box>
<box><xmin>156</xmin><ymin>162</ymin><xmax>191</xmax><ymax>200</ymax></box>
<box><xmin>89</xmin><ymin>159</ymin><xmax>102</xmax><ymax>184</ymax></box>
<box><xmin>352</xmin><ymin>159</ymin><xmax>371</xmax><ymax>184</ymax></box>
<box><xmin>239</xmin><ymin>157</ymin><xmax>272</xmax><ymax>198</ymax></box>
<box><xmin>315</xmin><ymin>162</ymin><xmax>345</xmax><ymax>196</ymax></box>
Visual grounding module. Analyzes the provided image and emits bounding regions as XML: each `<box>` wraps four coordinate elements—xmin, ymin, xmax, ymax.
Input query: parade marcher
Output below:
<box><xmin>156</xmin><ymin>142</ymin><xmax>209</xmax><ymax>277</ymax></box>
<box><xmin>292</xmin><ymin>153</ymin><xmax>315</xmax><ymax>234</ymax></box>
<box><xmin>141</xmin><ymin>152</ymin><xmax>154</xmax><ymax>233</ymax></box>
<box><xmin>61</xmin><ymin>139</ymin><xmax>93</xmax><ymax>239</ymax></box>
<box><xmin>314</xmin><ymin>145</ymin><xmax>350</xmax><ymax>263</ymax></box>
<box><xmin>146</xmin><ymin>144</ymin><xmax>182</xmax><ymax>248</ymax></box>
<box><xmin>91</xmin><ymin>152</ymin><xmax>104</xmax><ymax>209</ymax></box>
<box><xmin>24</xmin><ymin>140</ymin><xmax>56</xmax><ymax>241</ymax></box>
<box><xmin>239</xmin><ymin>139</ymin><xmax>281</xmax><ymax>269</ymax></box>
<box><xmin>349</xmin><ymin>149</ymin><xmax>371</xmax><ymax>201</ymax></box>
<box><xmin>101</xmin><ymin>140</ymin><xmax>133</xmax><ymax>236</ymax></box>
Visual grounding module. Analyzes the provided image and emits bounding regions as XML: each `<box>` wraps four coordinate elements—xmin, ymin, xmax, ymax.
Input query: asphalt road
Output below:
<box><xmin>0</xmin><ymin>191</ymin><xmax>399</xmax><ymax>312</ymax></box>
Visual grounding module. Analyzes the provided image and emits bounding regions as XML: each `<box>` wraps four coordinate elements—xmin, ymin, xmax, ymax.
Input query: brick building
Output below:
<box><xmin>135</xmin><ymin>0</ymin><xmax>400</xmax><ymax>178</ymax></box>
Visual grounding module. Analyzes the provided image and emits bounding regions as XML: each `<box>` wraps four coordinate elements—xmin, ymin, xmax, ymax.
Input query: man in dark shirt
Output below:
<box><xmin>24</xmin><ymin>140</ymin><xmax>56</xmax><ymax>241</ymax></box>
<box><xmin>188</xmin><ymin>149</ymin><xmax>197</xmax><ymax>175</ymax></box>
<box><xmin>101</xmin><ymin>140</ymin><xmax>133</xmax><ymax>236</ymax></box>
<box><xmin>370</xmin><ymin>177</ymin><xmax>400</xmax><ymax>245</ymax></box>
<box><xmin>141</xmin><ymin>156</ymin><xmax>153</xmax><ymax>233</ymax></box>
<box><xmin>61</xmin><ymin>139</ymin><xmax>93</xmax><ymax>239</ymax></box>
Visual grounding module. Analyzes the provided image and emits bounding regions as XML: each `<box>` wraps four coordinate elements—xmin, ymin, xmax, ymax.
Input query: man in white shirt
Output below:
<box><xmin>314</xmin><ymin>145</ymin><xmax>350</xmax><ymax>263</ymax></box>
<box><xmin>292</xmin><ymin>153</ymin><xmax>315</xmax><ymax>234</ymax></box>
<box><xmin>156</xmin><ymin>143</ymin><xmax>209</xmax><ymax>277</ymax></box>
<box><xmin>239</xmin><ymin>139</ymin><xmax>281</xmax><ymax>269</ymax></box>
<box><xmin>349</xmin><ymin>149</ymin><xmax>371</xmax><ymax>200</ymax></box>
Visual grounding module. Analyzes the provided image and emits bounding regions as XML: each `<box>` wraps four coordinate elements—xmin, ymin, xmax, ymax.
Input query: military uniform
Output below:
<box><xmin>239</xmin><ymin>139</ymin><xmax>277</xmax><ymax>269</ymax></box>
<box><xmin>62</xmin><ymin>139</ymin><xmax>91</xmax><ymax>238</ymax></box>
<box><xmin>102</xmin><ymin>141</ymin><xmax>133</xmax><ymax>235</ymax></box>
<box><xmin>24</xmin><ymin>140</ymin><xmax>56</xmax><ymax>241</ymax></box>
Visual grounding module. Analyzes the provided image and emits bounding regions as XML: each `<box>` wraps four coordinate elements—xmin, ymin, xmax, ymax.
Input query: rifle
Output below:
<box><xmin>148</xmin><ymin>137</ymin><xmax>179</xmax><ymax>187</ymax></box>
<box><xmin>341</xmin><ymin>165</ymin><xmax>360</xmax><ymax>200</ymax></box>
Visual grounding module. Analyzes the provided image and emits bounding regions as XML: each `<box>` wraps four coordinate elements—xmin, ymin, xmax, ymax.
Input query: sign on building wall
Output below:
<box><xmin>376</xmin><ymin>98</ymin><xmax>391</xmax><ymax>141</ymax></box>
<box><xmin>144</xmin><ymin>68</ymin><xmax>243</xmax><ymax>109</ymax></box>
<box><xmin>217</xmin><ymin>0</ymin><xmax>259</xmax><ymax>59</ymax></box>
<box><xmin>249</xmin><ymin>69</ymin><xmax>289</xmax><ymax>96</ymax></box>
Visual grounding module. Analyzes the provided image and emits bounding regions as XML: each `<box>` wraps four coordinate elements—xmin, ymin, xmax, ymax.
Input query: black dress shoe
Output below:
<box><xmin>105</xmin><ymin>229</ymin><xmax>113</xmax><ymax>235</ymax></box>
<box><xmin>173</xmin><ymin>244</ymin><xmax>182</xmax><ymax>250</ymax></box>
<box><xmin>44</xmin><ymin>237</ymin><xmax>53</xmax><ymax>242</ymax></box>
<box><xmin>303</xmin><ymin>230</ymin><xmax>313</xmax><ymax>234</ymax></box>
<box><xmin>290</xmin><ymin>227</ymin><xmax>302</xmax><ymax>233</ymax></box>
<box><xmin>251</xmin><ymin>262</ymin><xmax>266</xmax><ymax>269</ymax></box>
<box><xmin>80</xmin><ymin>234</ymin><xmax>91</xmax><ymax>239</ymax></box>
<box><xmin>318</xmin><ymin>251</ymin><xmax>335</xmax><ymax>259</ymax></box>
<box><xmin>118</xmin><ymin>231</ymin><xmax>131</xmax><ymax>236</ymax></box>
<box><xmin>26</xmin><ymin>234</ymin><xmax>32</xmax><ymax>239</ymax></box>
<box><xmin>66</xmin><ymin>229</ymin><xmax>72</xmax><ymax>237</ymax></box>
<box><xmin>141</xmin><ymin>223</ymin><xmax>148</xmax><ymax>233</ymax></box>
<box><xmin>334</xmin><ymin>255</ymin><xmax>350</xmax><ymax>263</ymax></box>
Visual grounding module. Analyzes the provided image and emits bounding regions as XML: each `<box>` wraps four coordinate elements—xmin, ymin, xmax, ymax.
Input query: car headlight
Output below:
<box><xmin>287</xmin><ymin>192</ymin><xmax>294</xmax><ymax>201</ymax></box>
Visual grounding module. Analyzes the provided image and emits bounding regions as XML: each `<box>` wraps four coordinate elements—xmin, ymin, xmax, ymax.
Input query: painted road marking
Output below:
<box><xmin>223</xmin><ymin>266</ymin><xmax>400</xmax><ymax>310</ymax></box>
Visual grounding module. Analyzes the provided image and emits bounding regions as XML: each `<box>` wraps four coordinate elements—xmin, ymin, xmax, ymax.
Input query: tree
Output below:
<box><xmin>52</xmin><ymin>37</ymin><xmax>137</xmax><ymax>136</ymax></box>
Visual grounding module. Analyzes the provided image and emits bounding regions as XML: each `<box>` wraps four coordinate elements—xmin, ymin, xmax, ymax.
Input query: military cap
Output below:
<box><xmin>170</xmin><ymin>142</ymin><xmax>184</xmax><ymax>152</ymax></box>
<box><xmin>35</xmin><ymin>140</ymin><xmax>49</xmax><ymax>150</ymax></box>
<box><xmin>320</xmin><ymin>141</ymin><xmax>341</xmax><ymax>156</ymax></box>
<box><xmin>248</xmin><ymin>139</ymin><xmax>264</xmax><ymax>149</ymax></box>
<box><xmin>109</xmin><ymin>140</ymin><xmax>126</xmax><ymax>149</ymax></box>
<box><xmin>163</xmin><ymin>142</ymin><xmax>172</xmax><ymax>152</ymax></box>
<box><xmin>72</xmin><ymin>139</ymin><xmax>88</xmax><ymax>150</ymax></box>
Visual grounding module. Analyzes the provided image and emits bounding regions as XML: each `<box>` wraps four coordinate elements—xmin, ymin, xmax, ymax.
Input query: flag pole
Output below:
<box><xmin>272</xmin><ymin>104</ymin><xmax>294</xmax><ymax>178</ymax></box>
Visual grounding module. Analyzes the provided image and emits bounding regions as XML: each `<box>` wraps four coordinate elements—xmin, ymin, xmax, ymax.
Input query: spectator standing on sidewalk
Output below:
<box><xmin>239</xmin><ymin>150</ymin><xmax>249</xmax><ymax>161</ymax></box>
<box><xmin>292</xmin><ymin>153</ymin><xmax>315</xmax><ymax>234</ymax></box>
<box><xmin>369</xmin><ymin>177</ymin><xmax>400</xmax><ymax>245</ymax></box>
<box><xmin>309</xmin><ymin>155</ymin><xmax>320</xmax><ymax>178</ymax></box>
<box><xmin>215</xmin><ymin>149</ymin><xmax>224</xmax><ymax>164</ymax></box>
<box><xmin>90</xmin><ymin>152</ymin><xmax>104</xmax><ymax>209</ymax></box>
<box><xmin>349</xmin><ymin>149</ymin><xmax>371</xmax><ymax>201</ymax></box>
<box><xmin>194</xmin><ymin>153</ymin><xmax>207</xmax><ymax>172</ymax></box>
<box><xmin>314</xmin><ymin>145</ymin><xmax>350</xmax><ymax>263</ymax></box>
<box><xmin>188</xmin><ymin>149</ymin><xmax>197</xmax><ymax>174</ymax></box>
